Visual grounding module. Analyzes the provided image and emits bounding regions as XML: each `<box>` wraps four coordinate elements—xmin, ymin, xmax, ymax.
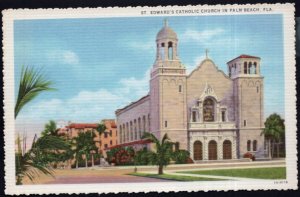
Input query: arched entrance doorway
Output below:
<box><xmin>193</xmin><ymin>141</ymin><xmax>203</xmax><ymax>160</ymax></box>
<box><xmin>208</xmin><ymin>140</ymin><xmax>217</xmax><ymax>160</ymax></box>
<box><xmin>223</xmin><ymin>140</ymin><xmax>232</xmax><ymax>159</ymax></box>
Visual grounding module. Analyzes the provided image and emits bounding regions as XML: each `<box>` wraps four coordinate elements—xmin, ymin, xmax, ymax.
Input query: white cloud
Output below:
<box><xmin>47</xmin><ymin>50</ymin><xmax>79</xmax><ymax>65</ymax></box>
<box><xmin>182</xmin><ymin>28</ymin><xmax>225</xmax><ymax>43</ymax></box>
<box><xmin>16</xmin><ymin>69</ymin><xmax>150</xmax><ymax>125</ymax></box>
<box><xmin>118</xmin><ymin>68</ymin><xmax>150</xmax><ymax>98</ymax></box>
<box><xmin>62</xmin><ymin>51</ymin><xmax>79</xmax><ymax>65</ymax></box>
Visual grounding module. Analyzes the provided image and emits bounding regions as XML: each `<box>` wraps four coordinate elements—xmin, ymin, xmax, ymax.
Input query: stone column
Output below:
<box><xmin>172</xmin><ymin>43</ymin><xmax>176</xmax><ymax>60</ymax></box>
<box><xmin>216</xmin><ymin>103</ymin><xmax>220</xmax><ymax>122</ymax></box>
<box><xmin>199</xmin><ymin>102</ymin><xmax>203</xmax><ymax>123</ymax></box>
<box><xmin>190</xmin><ymin>137</ymin><xmax>194</xmax><ymax>160</ymax></box>
<box><xmin>218</xmin><ymin>136</ymin><xmax>223</xmax><ymax>160</ymax></box>
<box><xmin>232</xmin><ymin>135</ymin><xmax>237</xmax><ymax>159</ymax></box>
<box><xmin>204</xmin><ymin>136</ymin><xmax>208</xmax><ymax>160</ymax></box>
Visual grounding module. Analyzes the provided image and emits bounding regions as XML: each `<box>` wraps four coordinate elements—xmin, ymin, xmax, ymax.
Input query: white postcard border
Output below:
<box><xmin>3</xmin><ymin>3</ymin><xmax>297</xmax><ymax>195</ymax></box>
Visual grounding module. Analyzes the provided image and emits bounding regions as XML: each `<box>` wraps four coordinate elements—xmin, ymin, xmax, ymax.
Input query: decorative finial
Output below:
<box><xmin>164</xmin><ymin>18</ymin><xmax>168</xmax><ymax>27</ymax></box>
<box><xmin>205</xmin><ymin>49</ymin><xmax>209</xmax><ymax>59</ymax></box>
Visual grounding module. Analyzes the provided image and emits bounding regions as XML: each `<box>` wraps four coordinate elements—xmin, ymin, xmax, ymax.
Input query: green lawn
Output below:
<box><xmin>128</xmin><ymin>172</ymin><xmax>225</xmax><ymax>181</ymax></box>
<box><xmin>179</xmin><ymin>167</ymin><xmax>286</xmax><ymax>179</ymax></box>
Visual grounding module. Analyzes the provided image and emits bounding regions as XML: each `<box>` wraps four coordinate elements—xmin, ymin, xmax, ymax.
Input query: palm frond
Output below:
<box><xmin>15</xmin><ymin>66</ymin><xmax>55</xmax><ymax>118</ymax></box>
<box><xmin>42</xmin><ymin>120</ymin><xmax>58</xmax><ymax>136</ymax></box>
<box><xmin>142</xmin><ymin>132</ymin><xmax>159</xmax><ymax>144</ymax></box>
<box><xmin>33</xmin><ymin>135</ymin><xmax>70</xmax><ymax>151</ymax></box>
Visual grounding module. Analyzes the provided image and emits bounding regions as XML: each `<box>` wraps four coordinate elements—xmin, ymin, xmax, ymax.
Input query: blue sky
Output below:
<box><xmin>14</xmin><ymin>14</ymin><xmax>284</xmax><ymax>134</ymax></box>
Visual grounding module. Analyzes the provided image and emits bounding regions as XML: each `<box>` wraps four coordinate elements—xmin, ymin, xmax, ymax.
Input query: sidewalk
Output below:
<box><xmin>89</xmin><ymin>159</ymin><xmax>285</xmax><ymax>172</ymax></box>
<box><xmin>166</xmin><ymin>171</ymin><xmax>258</xmax><ymax>181</ymax></box>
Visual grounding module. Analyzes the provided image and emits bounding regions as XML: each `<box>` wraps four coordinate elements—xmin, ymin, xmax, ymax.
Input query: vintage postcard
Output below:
<box><xmin>3</xmin><ymin>3</ymin><xmax>297</xmax><ymax>195</ymax></box>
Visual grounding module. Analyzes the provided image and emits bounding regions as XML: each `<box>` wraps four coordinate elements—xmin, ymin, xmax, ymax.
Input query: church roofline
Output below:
<box><xmin>187</xmin><ymin>58</ymin><xmax>232</xmax><ymax>81</ymax></box>
<box><xmin>227</xmin><ymin>54</ymin><xmax>261</xmax><ymax>64</ymax></box>
<box><xmin>115</xmin><ymin>94</ymin><xmax>150</xmax><ymax>115</ymax></box>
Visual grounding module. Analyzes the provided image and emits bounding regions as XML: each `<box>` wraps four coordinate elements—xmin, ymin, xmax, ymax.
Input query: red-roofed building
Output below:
<box><xmin>59</xmin><ymin>119</ymin><xmax>118</xmax><ymax>155</ymax></box>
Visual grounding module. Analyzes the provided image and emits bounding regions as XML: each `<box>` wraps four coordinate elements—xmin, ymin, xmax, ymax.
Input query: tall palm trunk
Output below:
<box><xmin>92</xmin><ymin>154</ymin><xmax>94</xmax><ymax>167</ymax></box>
<box><xmin>158</xmin><ymin>165</ymin><xmax>163</xmax><ymax>175</ymax></box>
<box><xmin>277</xmin><ymin>143</ymin><xmax>280</xmax><ymax>158</ymax></box>
<box><xmin>85</xmin><ymin>154</ymin><xmax>88</xmax><ymax>168</ymax></box>
<box><xmin>268</xmin><ymin>139</ymin><xmax>272</xmax><ymax>159</ymax></box>
<box><xmin>271</xmin><ymin>140</ymin><xmax>275</xmax><ymax>158</ymax></box>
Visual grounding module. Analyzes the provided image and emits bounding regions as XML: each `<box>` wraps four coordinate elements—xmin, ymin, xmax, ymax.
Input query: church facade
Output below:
<box><xmin>115</xmin><ymin>21</ymin><xmax>265</xmax><ymax>161</ymax></box>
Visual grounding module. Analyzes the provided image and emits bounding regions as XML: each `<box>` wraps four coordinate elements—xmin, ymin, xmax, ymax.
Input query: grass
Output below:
<box><xmin>128</xmin><ymin>172</ymin><xmax>225</xmax><ymax>181</ymax></box>
<box><xmin>179</xmin><ymin>167</ymin><xmax>286</xmax><ymax>179</ymax></box>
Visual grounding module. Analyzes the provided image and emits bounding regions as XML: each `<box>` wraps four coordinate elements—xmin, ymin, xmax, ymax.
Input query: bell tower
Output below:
<box><xmin>227</xmin><ymin>55</ymin><xmax>265</xmax><ymax>158</ymax></box>
<box><xmin>150</xmin><ymin>19</ymin><xmax>188</xmax><ymax>149</ymax></box>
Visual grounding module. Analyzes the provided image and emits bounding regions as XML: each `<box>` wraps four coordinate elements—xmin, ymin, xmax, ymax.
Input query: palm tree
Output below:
<box><xmin>96</xmin><ymin>121</ymin><xmax>106</xmax><ymax>161</ymax></box>
<box><xmin>15</xmin><ymin>66</ymin><xmax>55</xmax><ymax>118</ymax></box>
<box><xmin>74</xmin><ymin>131</ymin><xmax>98</xmax><ymax>168</ymax></box>
<box><xmin>15</xmin><ymin>66</ymin><xmax>55</xmax><ymax>184</ymax></box>
<box><xmin>261</xmin><ymin>113</ymin><xmax>285</xmax><ymax>159</ymax></box>
<box><xmin>15</xmin><ymin>139</ymin><xmax>53</xmax><ymax>184</ymax></box>
<box><xmin>41</xmin><ymin>120</ymin><xmax>58</xmax><ymax>137</ymax></box>
<box><xmin>16</xmin><ymin>134</ymin><xmax>71</xmax><ymax>184</ymax></box>
<box><xmin>96</xmin><ymin>121</ymin><xmax>106</xmax><ymax>140</ymax></box>
<box><xmin>142</xmin><ymin>132</ymin><xmax>173</xmax><ymax>175</ymax></box>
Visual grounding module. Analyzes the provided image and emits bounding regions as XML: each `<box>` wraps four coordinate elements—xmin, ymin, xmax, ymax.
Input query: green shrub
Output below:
<box><xmin>171</xmin><ymin>150</ymin><xmax>190</xmax><ymax>164</ymax></box>
<box><xmin>134</xmin><ymin>147</ymin><xmax>151</xmax><ymax>165</ymax></box>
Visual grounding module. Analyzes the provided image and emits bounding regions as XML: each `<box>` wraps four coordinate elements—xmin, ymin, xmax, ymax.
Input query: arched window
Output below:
<box><xmin>254</xmin><ymin>62</ymin><xmax>257</xmax><ymax>74</ymax></box>
<box><xmin>244</xmin><ymin>62</ymin><xmax>247</xmax><ymax>74</ymax></box>
<box><xmin>247</xmin><ymin>140</ymin><xmax>251</xmax><ymax>151</ymax></box>
<box><xmin>142</xmin><ymin>116</ymin><xmax>146</xmax><ymax>135</ymax></box>
<box><xmin>122</xmin><ymin>124</ymin><xmax>125</xmax><ymax>143</ymax></box>
<box><xmin>193</xmin><ymin>141</ymin><xmax>203</xmax><ymax>160</ymax></box>
<box><xmin>192</xmin><ymin>111</ymin><xmax>197</xmax><ymax>122</ymax></box>
<box><xmin>138</xmin><ymin>117</ymin><xmax>141</xmax><ymax>139</ymax></box>
<box><xmin>208</xmin><ymin>140</ymin><xmax>218</xmax><ymax>160</ymax></box>
<box><xmin>168</xmin><ymin>42</ymin><xmax>173</xmax><ymax>60</ymax></box>
<box><xmin>203</xmin><ymin>98</ymin><xmax>215</xmax><ymax>122</ymax></box>
<box><xmin>221</xmin><ymin>110</ymin><xmax>226</xmax><ymax>122</ymax></box>
<box><xmin>134</xmin><ymin>119</ymin><xmax>137</xmax><ymax>140</ymax></box>
<box><xmin>160</xmin><ymin>43</ymin><xmax>165</xmax><ymax>60</ymax></box>
<box><xmin>119</xmin><ymin>126</ymin><xmax>122</xmax><ymax>143</ymax></box>
<box><xmin>126</xmin><ymin>122</ymin><xmax>129</xmax><ymax>142</ymax></box>
<box><xmin>223</xmin><ymin>140</ymin><xmax>232</xmax><ymax>159</ymax></box>
<box><xmin>248</xmin><ymin>62</ymin><xmax>252</xmax><ymax>74</ymax></box>
<box><xmin>130</xmin><ymin>121</ymin><xmax>133</xmax><ymax>141</ymax></box>
<box><xmin>148</xmin><ymin>114</ymin><xmax>150</xmax><ymax>132</ymax></box>
<box><xmin>253</xmin><ymin>140</ymin><xmax>257</xmax><ymax>151</ymax></box>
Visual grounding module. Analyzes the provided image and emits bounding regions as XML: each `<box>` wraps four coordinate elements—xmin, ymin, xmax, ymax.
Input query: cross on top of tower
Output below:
<box><xmin>164</xmin><ymin>18</ymin><xmax>168</xmax><ymax>27</ymax></box>
<box><xmin>205</xmin><ymin>49</ymin><xmax>209</xmax><ymax>59</ymax></box>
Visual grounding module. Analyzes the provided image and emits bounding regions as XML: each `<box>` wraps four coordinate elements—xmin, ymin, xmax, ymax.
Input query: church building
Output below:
<box><xmin>115</xmin><ymin>20</ymin><xmax>265</xmax><ymax>161</ymax></box>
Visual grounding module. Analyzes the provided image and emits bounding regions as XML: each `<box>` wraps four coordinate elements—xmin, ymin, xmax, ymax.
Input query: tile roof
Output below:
<box><xmin>67</xmin><ymin>123</ymin><xmax>98</xmax><ymax>129</ymax></box>
<box><xmin>67</xmin><ymin>120</ymin><xmax>117</xmax><ymax>129</ymax></box>
<box><xmin>227</xmin><ymin>54</ymin><xmax>260</xmax><ymax>64</ymax></box>
<box><xmin>105</xmin><ymin>139</ymin><xmax>152</xmax><ymax>150</ymax></box>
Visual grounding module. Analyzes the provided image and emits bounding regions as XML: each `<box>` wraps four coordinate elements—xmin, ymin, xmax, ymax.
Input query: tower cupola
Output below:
<box><xmin>227</xmin><ymin>54</ymin><xmax>261</xmax><ymax>79</ymax></box>
<box><xmin>155</xmin><ymin>19</ymin><xmax>179</xmax><ymax>61</ymax></box>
